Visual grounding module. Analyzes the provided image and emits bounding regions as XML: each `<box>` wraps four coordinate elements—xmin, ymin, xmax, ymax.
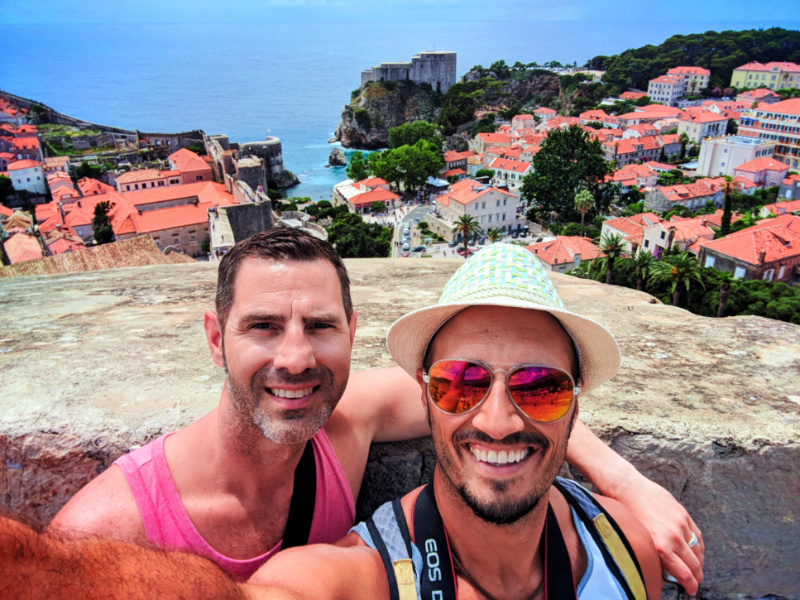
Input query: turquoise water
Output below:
<box><xmin>0</xmin><ymin>21</ymin><xmax>794</xmax><ymax>200</ymax></box>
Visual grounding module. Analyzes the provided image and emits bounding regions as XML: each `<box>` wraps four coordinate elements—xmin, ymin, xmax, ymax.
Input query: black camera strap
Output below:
<box><xmin>281</xmin><ymin>440</ymin><xmax>317</xmax><ymax>550</ymax></box>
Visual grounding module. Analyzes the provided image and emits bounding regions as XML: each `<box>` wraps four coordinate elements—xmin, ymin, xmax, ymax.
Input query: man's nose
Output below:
<box><xmin>470</xmin><ymin>375</ymin><xmax>526</xmax><ymax>440</ymax></box>
<box><xmin>272</xmin><ymin>325</ymin><xmax>316</xmax><ymax>374</ymax></box>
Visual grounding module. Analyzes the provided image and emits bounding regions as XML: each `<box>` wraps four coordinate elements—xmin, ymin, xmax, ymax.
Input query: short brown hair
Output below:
<box><xmin>215</xmin><ymin>228</ymin><xmax>352</xmax><ymax>334</ymax></box>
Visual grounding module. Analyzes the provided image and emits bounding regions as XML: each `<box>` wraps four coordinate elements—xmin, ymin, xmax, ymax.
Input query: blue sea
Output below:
<box><xmin>0</xmin><ymin>21</ymin><xmax>796</xmax><ymax>200</ymax></box>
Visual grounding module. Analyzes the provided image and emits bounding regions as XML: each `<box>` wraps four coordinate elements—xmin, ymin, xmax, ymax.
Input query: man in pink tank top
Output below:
<box><xmin>46</xmin><ymin>229</ymin><xmax>703</xmax><ymax>592</ymax></box>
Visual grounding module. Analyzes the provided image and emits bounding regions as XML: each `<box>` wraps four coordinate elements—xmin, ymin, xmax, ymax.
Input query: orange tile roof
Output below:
<box><xmin>534</xmin><ymin>107</ymin><xmax>556</xmax><ymax>114</ymax></box>
<box><xmin>694</xmin><ymin>210</ymin><xmax>744</xmax><ymax>228</ymax></box>
<box><xmin>667</xmin><ymin>66</ymin><xmax>711</xmax><ymax>76</ymax></box>
<box><xmin>526</xmin><ymin>236</ymin><xmax>603</xmax><ymax>266</ymax></box>
<box><xmin>169</xmin><ymin>148</ymin><xmax>209</xmax><ymax>172</ymax></box>
<box><xmin>659</xmin><ymin>181</ymin><xmax>717</xmax><ymax>202</ymax></box>
<box><xmin>656</xmin><ymin>219</ymin><xmax>715</xmax><ymax>242</ymax></box>
<box><xmin>47</xmin><ymin>236</ymin><xmax>87</xmax><ymax>255</ymax></box>
<box><xmin>628</xmin><ymin>213</ymin><xmax>663</xmax><ymax>227</ymax></box>
<box><xmin>604</xmin><ymin>216</ymin><xmax>646</xmax><ymax>239</ymax></box>
<box><xmin>116</xmin><ymin>169</ymin><xmax>166</xmax><ymax>184</ymax></box>
<box><xmin>738</xmin><ymin>88</ymin><xmax>780</xmax><ymax>99</ymax></box>
<box><xmin>514</xmin><ymin>114</ymin><xmax>534</xmax><ymax>120</ymax></box>
<box><xmin>754</xmin><ymin>98</ymin><xmax>800</xmax><ymax>117</ymax></box>
<box><xmin>700</xmin><ymin>216</ymin><xmax>800</xmax><ymax>264</ymax></box>
<box><xmin>439</xmin><ymin>178</ymin><xmax>516</xmax><ymax>206</ymax></box>
<box><xmin>763</xmin><ymin>199</ymin><xmax>800</xmax><ymax>216</ymax></box>
<box><xmin>650</xmin><ymin>75</ymin><xmax>682</xmax><ymax>84</ymax></box>
<box><xmin>78</xmin><ymin>177</ymin><xmax>116</xmax><ymax>196</ymax></box>
<box><xmin>620</xmin><ymin>91</ymin><xmax>647</xmax><ymax>100</ymax></box>
<box><xmin>637</xmin><ymin>105</ymin><xmax>684</xmax><ymax>117</ymax></box>
<box><xmin>11</xmin><ymin>137</ymin><xmax>40</xmax><ymax>150</ymax></box>
<box><xmin>609</xmin><ymin>164</ymin><xmax>656</xmax><ymax>183</ymax></box>
<box><xmin>122</xmin><ymin>181</ymin><xmax>232</xmax><ymax>208</ymax></box>
<box><xmin>442</xmin><ymin>168</ymin><xmax>467</xmax><ymax>178</ymax></box>
<box><xmin>688</xmin><ymin>111</ymin><xmax>728</xmax><ymax>124</ymax></box>
<box><xmin>125</xmin><ymin>199</ymin><xmax>235</xmax><ymax>234</ymax></box>
<box><xmin>643</xmin><ymin>161</ymin><xmax>675</xmax><ymax>172</ymax></box>
<box><xmin>349</xmin><ymin>187</ymin><xmax>400</xmax><ymax>207</ymax></box>
<box><xmin>0</xmin><ymin>204</ymin><xmax>13</xmax><ymax>217</ymax></box>
<box><xmin>354</xmin><ymin>176</ymin><xmax>388</xmax><ymax>188</ymax></box>
<box><xmin>4</xmin><ymin>232</ymin><xmax>43</xmax><ymax>264</ymax></box>
<box><xmin>734</xmin><ymin>61</ymin><xmax>800</xmax><ymax>72</ymax></box>
<box><xmin>782</xmin><ymin>174</ymin><xmax>800</xmax><ymax>186</ymax></box>
<box><xmin>488</xmin><ymin>157</ymin><xmax>530</xmax><ymax>173</ymax></box>
<box><xmin>443</xmin><ymin>151</ymin><xmax>467</xmax><ymax>163</ymax></box>
<box><xmin>478</xmin><ymin>132</ymin><xmax>513</xmax><ymax>144</ymax></box>
<box><xmin>7</xmin><ymin>159</ymin><xmax>41</xmax><ymax>171</ymax></box>
<box><xmin>734</xmin><ymin>157</ymin><xmax>790</xmax><ymax>173</ymax></box>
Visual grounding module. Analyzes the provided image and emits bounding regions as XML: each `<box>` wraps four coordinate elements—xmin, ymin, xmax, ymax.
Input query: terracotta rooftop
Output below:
<box><xmin>349</xmin><ymin>187</ymin><xmax>400</xmax><ymax>207</ymax></box>
<box><xmin>168</xmin><ymin>148</ymin><xmax>209</xmax><ymax>172</ymax></box>
<box><xmin>438</xmin><ymin>178</ymin><xmax>515</xmax><ymax>206</ymax></box>
<box><xmin>526</xmin><ymin>236</ymin><xmax>603</xmax><ymax>266</ymax></box>
<box><xmin>734</xmin><ymin>158</ymin><xmax>790</xmax><ymax>173</ymax></box>
<box><xmin>488</xmin><ymin>157</ymin><xmax>531</xmax><ymax>173</ymax></box>
<box><xmin>7</xmin><ymin>159</ymin><xmax>41</xmax><ymax>171</ymax></box>
<box><xmin>116</xmin><ymin>169</ymin><xmax>167</xmax><ymax>185</ymax></box>
<box><xmin>4</xmin><ymin>233</ymin><xmax>43</xmax><ymax>264</ymax></box>
<box><xmin>700</xmin><ymin>215</ymin><xmax>800</xmax><ymax>265</ymax></box>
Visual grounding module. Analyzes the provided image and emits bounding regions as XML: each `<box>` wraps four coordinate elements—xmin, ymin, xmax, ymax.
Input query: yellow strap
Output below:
<box><xmin>592</xmin><ymin>514</ymin><xmax>647</xmax><ymax>600</ymax></box>
<box><xmin>393</xmin><ymin>559</ymin><xmax>417</xmax><ymax>600</ymax></box>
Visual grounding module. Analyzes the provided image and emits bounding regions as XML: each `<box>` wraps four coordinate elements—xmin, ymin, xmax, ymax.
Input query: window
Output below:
<box><xmin>778</xmin><ymin>266</ymin><xmax>786</xmax><ymax>279</ymax></box>
<box><xmin>644</xmin><ymin>239</ymin><xmax>649</xmax><ymax>248</ymax></box>
<box><xmin>487</xmin><ymin>215</ymin><xmax>492</xmax><ymax>223</ymax></box>
<box><xmin>503</xmin><ymin>199</ymin><xmax>507</xmax><ymax>206</ymax></box>
<box><xmin>660</xmin><ymin>231</ymin><xmax>665</xmax><ymax>239</ymax></box>
<box><xmin>496</xmin><ymin>200</ymin><xmax>500</xmax><ymax>207</ymax></box>
<box><xmin>481</xmin><ymin>202</ymin><xmax>485</xmax><ymax>209</ymax></box>
<box><xmin>126</xmin><ymin>185</ymin><xmax>131</xmax><ymax>191</ymax></box>
<box><xmin>734</xmin><ymin>266</ymin><xmax>746</xmax><ymax>279</ymax></box>
<box><xmin>196</xmin><ymin>175</ymin><xmax>203</xmax><ymax>181</ymax></box>
<box><xmin>763</xmin><ymin>269</ymin><xmax>774</xmax><ymax>281</ymax></box>
<box><xmin>174</xmin><ymin>237</ymin><xmax>179</xmax><ymax>244</ymax></box>
<box><xmin>704</xmin><ymin>256</ymin><xmax>716</xmax><ymax>268</ymax></box>
<box><xmin>190</xmin><ymin>234</ymin><xmax>196</xmax><ymax>241</ymax></box>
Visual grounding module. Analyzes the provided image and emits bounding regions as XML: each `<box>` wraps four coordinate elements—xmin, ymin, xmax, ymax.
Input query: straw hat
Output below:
<box><xmin>386</xmin><ymin>243</ymin><xmax>620</xmax><ymax>396</ymax></box>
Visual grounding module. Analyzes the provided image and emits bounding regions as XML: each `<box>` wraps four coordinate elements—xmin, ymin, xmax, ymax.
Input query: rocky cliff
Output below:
<box><xmin>330</xmin><ymin>81</ymin><xmax>438</xmax><ymax>149</ymax></box>
<box><xmin>1</xmin><ymin>260</ymin><xmax>798</xmax><ymax>599</ymax></box>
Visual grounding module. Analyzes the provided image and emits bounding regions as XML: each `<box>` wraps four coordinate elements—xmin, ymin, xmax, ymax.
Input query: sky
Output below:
<box><xmin>0</xmin><ymin>0</ymin><xmax>797</xmax><ymax>25</ymax></box>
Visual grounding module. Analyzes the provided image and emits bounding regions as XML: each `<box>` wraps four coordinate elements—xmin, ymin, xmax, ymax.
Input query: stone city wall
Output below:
<box><xmin>0</xmin><ymin>259</ymin><xmax>798</xmax><ymax>599</ymax></box>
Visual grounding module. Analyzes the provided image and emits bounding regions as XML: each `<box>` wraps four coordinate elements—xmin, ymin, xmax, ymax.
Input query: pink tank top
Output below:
<box><xmin>115</xmin><ymin>428</ymin><xmax>355</xmax><ymax>580</ymax></box>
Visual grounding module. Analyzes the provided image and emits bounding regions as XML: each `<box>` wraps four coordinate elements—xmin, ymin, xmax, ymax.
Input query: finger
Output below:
<box><xmin>662</xmin><ymin>553</ymin><xmax>700</xmax><ymax>596</ymax></box>
<box><xmin>675</xmin><ymin>537</ymin><xmax>704</xmax><ymax>590</ymax></box>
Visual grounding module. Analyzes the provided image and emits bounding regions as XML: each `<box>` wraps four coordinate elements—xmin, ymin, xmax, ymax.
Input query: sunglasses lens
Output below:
<box><xmin>428</xmin><ymin>360</ymin><xmax>492</xmax><ymax>414</ymax></box>
<box><xmin>508</xmin><ymin>366</ymin><xmax>574</xmax><ymax>423</ymax></box>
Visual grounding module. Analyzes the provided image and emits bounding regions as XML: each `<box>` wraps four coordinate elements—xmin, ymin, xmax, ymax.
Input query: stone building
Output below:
<box><xmin>361</xmin><ymin>51</ymin><xmax>457</xmax><ymax>94</ymax></box>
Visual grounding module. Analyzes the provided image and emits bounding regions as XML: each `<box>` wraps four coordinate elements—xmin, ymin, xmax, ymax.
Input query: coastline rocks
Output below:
<box><xmin>444</xmin><ymin>133</ymin><xmax>470</xmax><ymax>153</ymax></box>
<box><xmin>330</xmin><ymin>81</ymin><xmax>437</xmax><ymax>150</ymax></box>
<box><xmin>270</xmin><ymin>169</ymin><xmax>299</xmax><ymax>190</ymax></box>
<box><xmin>328</xmin><ymin>147</ymin><xmax>347</xmax><ymax>167</ymax></box>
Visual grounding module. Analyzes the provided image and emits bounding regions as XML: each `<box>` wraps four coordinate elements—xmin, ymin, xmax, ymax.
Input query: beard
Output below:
<box><xmin>433</xmin><ymin>412</ymin><xmax>575</xmax><ymax>526</ymax></box>
<box><xmin>225</xmin><ymin>361</ymin><xmax>348</xmax><ymax>445</ymax></box>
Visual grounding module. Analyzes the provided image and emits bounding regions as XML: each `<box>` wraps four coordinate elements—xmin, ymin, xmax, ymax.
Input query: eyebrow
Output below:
<box><xmin>238</xmin><ymin>313</ymin><xmax>345</xmax><ymax>327</ymax></box>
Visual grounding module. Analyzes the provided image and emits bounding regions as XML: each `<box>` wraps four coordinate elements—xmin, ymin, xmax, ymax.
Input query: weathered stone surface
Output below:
<box><xmin>1</xmin><ymin>259</ymin><xmax>798</xmax><ymax>599</ymax></box>
<box><xmin>328</xmin><ymin>147</ymin><xmax>347</xmax><ymax>167</ymax></box>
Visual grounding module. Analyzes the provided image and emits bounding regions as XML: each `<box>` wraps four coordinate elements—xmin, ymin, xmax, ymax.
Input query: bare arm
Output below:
<box><xmin>1</xmin><ymin>515</ymin><xmax>246</xmax><ymax>600</ymax></box>
<box><xmin>47</xmin><ymin>464</ymin><xmax>147</xmax><ymax>543</ymax></box>
<box><xmin>594</xmin><ymin>495</ymin><xmax>664</xmax><ymax>600</ymax></box>
<box><xmin>567</xmin><ymin>420</ymin><xmax>704</xmax><ymax>594</ymax></box>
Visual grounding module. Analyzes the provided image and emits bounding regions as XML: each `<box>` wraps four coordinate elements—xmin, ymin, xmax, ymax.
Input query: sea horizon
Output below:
<box><xmin>1</xmin><ymin>20</ymin><xmax>798</xmax><ymax>200</ymax></box>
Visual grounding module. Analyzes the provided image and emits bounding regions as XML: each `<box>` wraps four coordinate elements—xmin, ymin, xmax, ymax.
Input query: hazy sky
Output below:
<box><xmin>1</xmin><ymin>0</ymin><xmax>796</xmax><ymax>24</ymax></box>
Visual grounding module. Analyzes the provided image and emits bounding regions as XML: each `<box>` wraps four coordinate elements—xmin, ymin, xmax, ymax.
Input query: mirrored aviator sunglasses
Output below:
<box><xmin>423</xmin><ymin>359</ymin><xmax>580</xmax><ymax>423</ymax></box>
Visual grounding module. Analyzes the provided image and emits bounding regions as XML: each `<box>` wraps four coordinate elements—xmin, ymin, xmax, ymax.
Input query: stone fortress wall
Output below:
<box><xmin>361</xmin><ymin>51</ymin><xmax>457</xmax><ymax>94</ymax></box>
<box><xmin>0</xmin><ymin>260</ymin><xmax>798</xmax><ymax>599</ymax></box>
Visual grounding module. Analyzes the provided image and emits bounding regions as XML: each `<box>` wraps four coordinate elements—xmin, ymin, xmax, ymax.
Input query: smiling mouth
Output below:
<box><xmin>268</xmin><ymin>386</ymin><xmax>317</xmax><ymax>399</ymax></box>
<box><xmin>467</xmin><ymin>445</ymin><xmax>531</xmax><ymax>466</ymax></box>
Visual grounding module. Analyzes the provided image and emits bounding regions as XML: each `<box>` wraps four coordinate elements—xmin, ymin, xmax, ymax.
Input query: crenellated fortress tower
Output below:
<box><xmin>360</xmin><ymin>51</ymin><xmax>456</xmax><ymax>93</ymax></box>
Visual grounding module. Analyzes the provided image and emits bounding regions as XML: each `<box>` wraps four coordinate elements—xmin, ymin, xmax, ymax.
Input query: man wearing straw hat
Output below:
<box><xmin>245</xmin><ymin>242</ymin><xmax>668</xmax><ymax>598</ymax></box>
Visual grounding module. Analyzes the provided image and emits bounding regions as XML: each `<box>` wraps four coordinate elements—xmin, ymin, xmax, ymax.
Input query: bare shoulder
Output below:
<box><xmin>47</xmin><ymin>464</ymin><xmax>146</xmax><ymax>543</ymax></box>
<box><xmin>247</xmin><ymin>533</ymin><xmax>389</xmax><ymax>600</ymax></box>
<box><xmin>594</xmin><ymin>493</ymin><xmax>664</xmax><ymax>600</ymax></box>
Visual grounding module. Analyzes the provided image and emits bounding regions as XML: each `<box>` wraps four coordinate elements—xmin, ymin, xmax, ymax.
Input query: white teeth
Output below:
<box><xmin>470</xmin><ymin>447</ymin><xmax>531</xmax><ymax>465</ymax></box>
<box><xmin>269</xmin><ymin>387</ymin><xmax>314</xmax><ymax>399</ymax></box>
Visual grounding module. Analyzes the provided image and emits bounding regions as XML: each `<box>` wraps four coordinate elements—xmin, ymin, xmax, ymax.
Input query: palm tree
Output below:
<box><xmin>650</xmin><ymin>252</ymin><xmax>705</xmax><ymax>307</ymax></box>
<box><xmin>679</xmin><ymin>132</ymin><xmax>690</xmax><ymax>160</ymax></box>
<box><xmin>452</xmin><ymin>214</ymin><xmax>481</xmax><ymax>258</ymax></box>
<box><xmin>720</xmin><ymin>176</ymin><xmax>735</xmax><ymax>237</ymax></box>
<box><xmin>632</xmin><ymin>250</ymin><xmax>655</xmax><ymax>291</ymax></box>
<box><xmin>487</xmin><ymin>227</ymin><xmax>504</xmax><ymax>244</ymax></box>
<box><xmin>574</xmin><ymin>189</ymin><xmax>595</xmax><ymax>238</ymax></box>
<box><xmin>596</xmin><ymin>233</ymin><xmax>626</xmax><ymax>285</ymax></box>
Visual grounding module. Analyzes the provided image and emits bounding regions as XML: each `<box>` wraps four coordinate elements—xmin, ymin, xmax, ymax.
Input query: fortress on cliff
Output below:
<box><xmin>360</xmin><ymin>51</ymin><xmax>457</xmax><ymax>93</ymax></box>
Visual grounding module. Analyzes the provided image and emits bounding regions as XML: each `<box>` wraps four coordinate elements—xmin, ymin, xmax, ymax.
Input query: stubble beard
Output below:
<box><xmin>225</xmin><ymin>362</ymin><xmax>348</xmax><ymax>445</ymax></box>
<box><xmin>433</xmin><ymin>412</ymin><xmax>575</xmax><ymax>526</ymax></box>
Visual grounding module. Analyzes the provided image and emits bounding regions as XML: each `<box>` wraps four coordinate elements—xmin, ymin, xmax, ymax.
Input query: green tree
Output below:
<box><xmin>326</xmin><ymin>213</ymin><xmax>391</xmax><ymax>258</ymax></box>
<box><xmin>388</xmin><ymin>121</ymin><xmax>443</xmax><ymax>151</ymax></box>
<box><xmin>650</xmin><ymin>252</ymin><xmax>705</xmax><ymax>307</ymax></box>
<box><xmin>92</xmin><ymin>201</ymin><xmax>115</xmax><ymax>245</ymax></box>
<box><xmin>346</xmin><ymin>151</ymin><xmax>369</xmax><ymax>182</ymax></box>
<box><xmin>475</xmin><ymin>169</ymin><xmax>495</xmax><ymax>179</ymax></box>
<box><xmin>678</xmin><ymin>133</ymin><xmax>690</xmax><ymax>160</ymax></box>
<box><xmin>371</xmin><ymin>201</ymin><xmax>386</xmax><ymax>213</ymax></box>
<box><xmin>367</xmin><ymin>140</ymin><xmax>443</xmax><ymax>194</ymax></box>
<box><xmin>631</xmin><ymin>250</ymin><xmax>655</xmax><ymax>291</ymax></box>
<box><xmin>596</xmin><ymin>233</ymin><xmax>626</xmax><ymax>285</ymax></box>
<box><xmin>574</xmin><ymin>189</ymin><xmax>595</xmax><ymax>238</ymax></box>
<box><xmin>77</xmin><ymin>161</ymin><xmax>105</xmax><ymax>181</ymax></box>
<box><xmin>720</xmin><ymin>177</ymin><xmax>735</xmax><ymax>237</ymax></box>
<box><xmin>452</xmin><ymin>214</ymin><xmax>482</xmax><ymax>257</ymax></box>
<box><xmin>0</xmin><ymin>175</ymin><xmax>13</xmax><ymax>205</ymax></box>
<box><xmin>488</xmin><ymin>227</ymin><xmax>505</xmax><ymax>243</ymax></box>
<box><xmin>520</xmin><ymin>125</ymin><xmax>613</xmax><ymax>223</ymax></box>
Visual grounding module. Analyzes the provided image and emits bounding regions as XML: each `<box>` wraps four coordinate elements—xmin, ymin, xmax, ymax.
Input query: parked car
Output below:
<box><xmin>401</xmin><ymin>252</ymin><xmax>409</xmax><ymax>258</ymax></box>
<box><xmin>412</xmin><ymin>245</ymin><xmax>426</xmax><ymax>253</ymax></box>
<box><xmin>457</xmin><ymin>247</ymin><xmax>475</xmax><ymax>257</ymax></box>
<box><xmin>448</xmin><ymin>239</ymin><xmax>459</xmax><ymax>248</ymax></box>
<box><xmin>511</xmin><ymin>232</ymin><xmax>519</xmax><ymax>239</ymax></box>
<box><xmin>479</xmin><ymin>237</ymin><xmax>487</xmax><ymax>245</ymax></box>
<box><xmin>402</xmin><ymin>242</ymin><xmax>410</xmax><ymax>251</ymax></box>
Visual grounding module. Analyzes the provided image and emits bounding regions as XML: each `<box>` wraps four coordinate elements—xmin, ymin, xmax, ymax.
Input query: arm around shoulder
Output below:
<box><xmin>594</xmin><ymin>494</ymin><xmax>664</xmax><ymax>600</ymax></box>
<box><xmin>247</xmin><ymin>534</ymin><xmax>390</xmax><ymax>600</ymax></box>
<box><xmin>47</xmin><ymin>464</ymin><xmax>146</xmax><ymax>543</ymax></box>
